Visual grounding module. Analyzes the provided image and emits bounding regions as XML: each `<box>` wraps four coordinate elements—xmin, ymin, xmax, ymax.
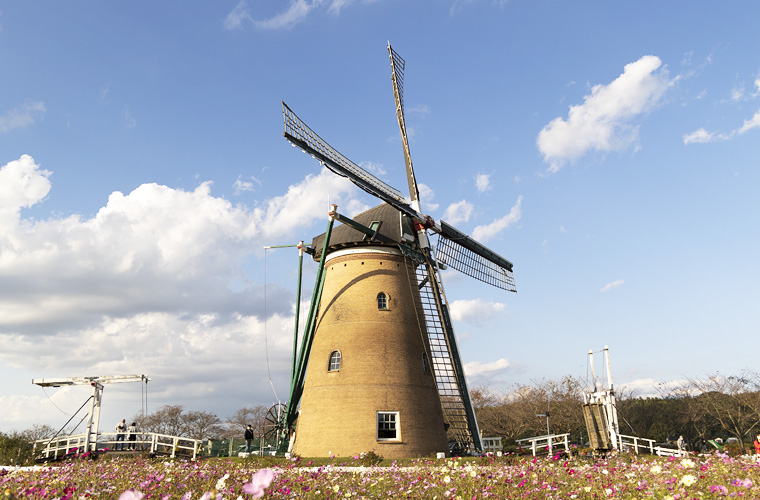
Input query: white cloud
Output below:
<box><xmin>409</xmin><ymin>104</ymin><xmax>430</xmax><ymax>116</ymax></box>
<box><xmin>737</xmin><ymin>109</ymin><xmax>760</xmax><ymax>134</ymax></box>
<box><xmin>449</xmin><ymin>298</ymin><xmax>505</xmax><ymax>326</ymax></box>
<box><xmin>0</xmin><ymin>156</ymin><xmax>365</xmax><ymax>430</ymax></box>
<box><xmin>360</xmin><ymin>161</ymin><xmax>386</xmax><ymax>177</ymax></box>
<box><xmin>537</xmin><ymin>55</ymin><xmax>672</xmax><ymax>172</ymax></box>
<box><xmin>442</xmin><ymin>200</ymin><xmax>474</xmax><ymax>225</ymax></box>
<box><xmin>255</xmin><ymin>0</ymin><xmax>318</xmax><ymax>30</ymax></box>
<box><xmin>463</xmin><ymin>358</ymin><xmax>511</xmax><ymax>378</ymax></box>
<box><xmin>233</xmin><ymin>175</ymin><xmax>262</xmax><ymax>194</ymax></box>
<box><xmin>683</xmin><ymin>108</ymin><xmax>760</xmax><ymax>145</ymax></box>
<box><xmin>0</xmin><ymin>101</ymin><xmax>46</xmax><ymax>133</ymax></box>
<box><xmin>122</xmin><ymin>105</ymin><xmax>136</xmax><ymax>129</ymax></box>
<box><xmin>600</xmin><ymin>279</ymin><xmax>624</xmax><ymax>293</ymax></box>
<box><xmin>475</xmin><ymin>174</ymin><xmax>491</xmax><ymax>192</ymax></box>
<box><xmin>223</xmin><ymin>0</ymin><xmax>253</xmax><ymax>30</ymax></box>
<box><xmin>730</xmin><ymin>84</ymin><xmax>745</xmax><ymax>102</ymax></box>
<box><xmin>418</xmin><ymin>183</ymin><xmax>438</xmax><ymax>211</ymax></box>
<box><xmin>471</xmin><ymin>195</ymin><xmax>522</xmax><ymax>242</ymax></box>
<box><xmin>682</xmin><ymin>128</ymin><xmax>716</xmax><ymax>145</ymax></box>
<box><xmin>225</xmin><ymin>0</ymin><xmax>376</xmax><ymax>31</ymax></box>
<box><xmin>0</xmin><ymin>155</ymin><xmax>52</xmax><ymax>223</ymax></box>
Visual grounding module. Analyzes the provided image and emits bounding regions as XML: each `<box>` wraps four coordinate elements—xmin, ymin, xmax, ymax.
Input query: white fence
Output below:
<box><xmin>34</xmin><ymin>432</ymin><xmax>201</xmax><ymax>460</ymax></box>
<box><xmin>516</xmin><ymin>433</ymin><xmax>570</xmax><ymax>456</ymax></box>
<box><xmin>617</xmin><ymin>434</ymin><xmax>687</xmax><ymax>457</ymax></box>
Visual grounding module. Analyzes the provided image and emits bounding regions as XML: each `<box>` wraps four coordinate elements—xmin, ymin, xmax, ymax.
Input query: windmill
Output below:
<box><xmin>278</xmin><ymin>43</ymin><xmax>517</xmax><ymax>458</ymax></box>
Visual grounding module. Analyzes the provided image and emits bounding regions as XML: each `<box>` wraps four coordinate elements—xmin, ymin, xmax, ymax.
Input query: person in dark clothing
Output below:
<box><xmin>244</xmin><ymin>425</ymin><xmax>254</xmax><ymax>453</ymax></box>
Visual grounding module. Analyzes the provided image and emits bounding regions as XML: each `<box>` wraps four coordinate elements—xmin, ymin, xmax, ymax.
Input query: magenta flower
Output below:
<box><xmin>243</xmin><ymin>469</ymin><xmax>276</xmax><ymax>498</ymax></box>
<box><xmin>119</xmin><ymin>491</ymin><xmax>145</xmax><ymax>500</ymax></box>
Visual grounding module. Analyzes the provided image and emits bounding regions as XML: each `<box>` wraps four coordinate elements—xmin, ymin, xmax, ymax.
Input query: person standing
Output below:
<box><xmin>127</xmin><ymin>422</ymin><xmax>137</xmax><ymax>450</ymax></box>
<box><xmin>754</xmin><ymin>434</ymin><xmax>760</xmax><ymax>455</ymax></box>
<box><xmin>677</xmin><ymin>435</ymin><xmax>685</xmax><ymax>455</ymax></box>
<box><xmin>115</xmin><ymin>419</ymin><xmax>127</xmax><ymax>451</ymax></box>
<box><xmin>245</xmin><ymin>425</ymin><xmax>254</xmax><ymax>453</ymax></box>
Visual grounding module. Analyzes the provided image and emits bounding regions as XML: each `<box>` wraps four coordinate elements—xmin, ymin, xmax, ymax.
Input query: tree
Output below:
<box><xmin>684</xmin><ymin>374</ymin><xmax>760</xmax><ymax>454</ymax></box>
<box><xmin>135</xmin><ymin>405</ymin><xmax>188</xmax><ymax>436</ymax></box>
<box><xmin>226</xmin><ymin>406</ymin><xmax>269</xmax><ymax>439</ymax></box>
<box><xmin>182</xmin><ymin>410</ymin><xmax>224</xmax><ymax>441</ymax></box>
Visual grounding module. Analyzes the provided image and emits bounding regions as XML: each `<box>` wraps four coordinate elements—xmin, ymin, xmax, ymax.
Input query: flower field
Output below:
<box><xmin>2</xmin><ymin>452</ymin><xmax>760</xmax><ymax>499</ymax></box>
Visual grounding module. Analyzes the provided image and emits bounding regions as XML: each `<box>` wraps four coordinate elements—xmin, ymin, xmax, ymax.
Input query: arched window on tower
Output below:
<box><xmin>328</xmin><ymin>350</ymin><xmax>342</xmax><ymax>372</ymax></box>
<box><xmin>377</xmin><ymin>292</ymin><xmax>389</xmax><ymax>310</ymax></box>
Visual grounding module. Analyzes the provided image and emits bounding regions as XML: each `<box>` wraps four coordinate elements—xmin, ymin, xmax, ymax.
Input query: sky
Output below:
<box><xmin>1</xmin><ymin>1</ymin><xmax>759</xmax><ymax>435</ymax></box>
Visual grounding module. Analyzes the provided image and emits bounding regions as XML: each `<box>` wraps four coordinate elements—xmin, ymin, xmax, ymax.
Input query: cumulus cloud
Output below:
<box><xmin>442</xmin><ymin>200</ymin><xmax>474</xmax><ymax>225</ymax></box>
<box><xmin>475</xmin><ymin>174</ymin><xmax>491</xmax><ymax>192</ymax></box>
<box><xmin>464</xmin><ymin>358</ymin><xmax>511</xmax><ymax>378</ymax></box>
<box><xmin>471</xmin><ymin>195</ymin><xmax>522</xmax><ymax>243</ymax></box>
<box><xmin>537</xmin><ymin>56</ymin><xmax>672</xmax><ymax>172</ymax></box>
<box><xmin>418</xmin><ymin>183</ymin><xmax>439</xmax><ymax>211</ymax></box>
<box><xmin>449</xmin><ymin>298</ymin><xmax>505</xmax><ymax>326</ymax></box>
<box><xmin>0</xmin><ymin>101</ymin><xmax>46</xmax><ymax>134</ymax></box>
<box><xmin>0</xmin><ymin>155</ymin><xmax>363</xmax><ymax>430</ymax></box>
<box><xmin>600</xmin><ymin>279</ymin><xmax>624</xmax><ymax>293</ymax></box>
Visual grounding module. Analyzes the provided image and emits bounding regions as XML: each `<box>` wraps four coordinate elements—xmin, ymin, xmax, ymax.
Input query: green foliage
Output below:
<box><xmin>723</xmin><ymin>442</ymin><xmax>744</xmax><ymax>457</ymax></box>
<box><xmin>354</xmin><ymin>451</ymin><xmax>384</xmax><ymax>466</ymax></box>
<box><xmin>0</xmin><ymin>431</ymin><xmax>34</xmax><ymax>466</ymax></box>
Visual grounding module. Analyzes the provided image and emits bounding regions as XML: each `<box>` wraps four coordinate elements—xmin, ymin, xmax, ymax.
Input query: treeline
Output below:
<box><xmin>5</xmin><ymin>371</ymin><xmax>760</xmax><ymax>465</ymax></box>
<box><xmin>473</xmin><ymin>371</ymin><xmax>760</xmax><ymax>454</ymax></box>
<box><xmin>132</xmin><ymin>404</ymin><xmax>271</xmax><ymax>441</ymax></box>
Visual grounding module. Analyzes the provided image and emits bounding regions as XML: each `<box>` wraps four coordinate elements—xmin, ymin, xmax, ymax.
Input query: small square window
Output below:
<box><xmin>377</xmin><ymin>411</ymin><xmax>399</xmax><ymax>440</ymax></box>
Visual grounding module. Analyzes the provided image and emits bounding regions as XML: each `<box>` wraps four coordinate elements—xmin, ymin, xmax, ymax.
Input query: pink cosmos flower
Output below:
<box><xmin>119</xmin><ymin>491</ymin><xmax>145</xmax><ymax>500</ymax></box>
<box><xmin>243</xmin><ymin>468</ymin><xmax>276</xmax><ymax>498</ymax></box>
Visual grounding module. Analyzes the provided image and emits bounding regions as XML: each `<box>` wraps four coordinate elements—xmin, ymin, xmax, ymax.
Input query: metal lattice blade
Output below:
<box><xmin>410</xmin><ymin>260</ymin><xmax>481</xmax><ymax>452</ymax></box>
<box><xmin>282</xmin><ymin>102</ymin><xmax>421</xmax><ymax>220</ymax></box>
<box><xmin>388</xmin><ymin>43</ymin><xmax>420</xmax><ymax>206</ymax></box>
<box><xmin>436</xmin><ymin>220</ymin><xmax>516</xmax><ymax>291</ymax></box>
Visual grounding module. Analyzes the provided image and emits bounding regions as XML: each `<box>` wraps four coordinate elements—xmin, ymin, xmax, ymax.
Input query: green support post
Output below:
<box><xmin>286</xmin><ymin>209</ymin><xmax>336</xmax><ymax>427</ymax></box>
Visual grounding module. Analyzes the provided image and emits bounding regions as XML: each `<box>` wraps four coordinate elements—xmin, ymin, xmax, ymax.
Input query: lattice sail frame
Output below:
<box><xmin>389</xmin><ymin>45</ymin><xmax>405</xmax><ymax>114</ymax></box>
<box><xmin>435</xmin><ymin>235</ymin><xmax>517</xmax><ymax>291</ymax></box>
<box><xmin>283</xmin><ymin>102</ymin><xmax>407</xmax><ymax>206</ymax></box>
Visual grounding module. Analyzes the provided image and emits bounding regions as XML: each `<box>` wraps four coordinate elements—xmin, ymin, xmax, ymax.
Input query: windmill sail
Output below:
<box><xmin>403</xmin><ymin>251</ymin><xmax>481</xmax><ymax>452</ymax></box>
<box><xmin>436</xmin><ymin>220</ymin><xmax>517</xmax><ymax>292</ymax></box>
<box><xmin>388</xmin><ymin>43</ymin><xmax>421</xmax><ymax>209</ymax></box>
<box><xmin>283</xmin><ymin>102</ymin><xmax>417</xmax><ymax>219</ymax></box>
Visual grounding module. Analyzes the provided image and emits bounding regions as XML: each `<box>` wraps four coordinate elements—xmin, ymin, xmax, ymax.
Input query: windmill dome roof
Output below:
<box><xmin>310</xmin><ymin>203</ymin><xmax>410</xmax><ymax>261</ymax></box>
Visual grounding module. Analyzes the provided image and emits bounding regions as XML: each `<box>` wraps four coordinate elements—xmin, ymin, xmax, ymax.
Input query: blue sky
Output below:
<box><xmin>1</xmin><ymin>1</ymin><xmax>759</xmax><ymax>433</ymax></box>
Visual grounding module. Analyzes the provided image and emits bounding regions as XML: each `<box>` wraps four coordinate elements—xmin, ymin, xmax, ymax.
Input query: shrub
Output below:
<box><xmin>354</xmin><ymin>451</ymin><xmax>383</xmax><ymax>466</ymax></box>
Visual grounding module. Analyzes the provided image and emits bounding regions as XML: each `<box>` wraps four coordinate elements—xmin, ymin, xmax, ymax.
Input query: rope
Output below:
<box><xmin>41</xmin><ymin>386</ymin><xmax>70</xmax><ymax>416</ymax></box>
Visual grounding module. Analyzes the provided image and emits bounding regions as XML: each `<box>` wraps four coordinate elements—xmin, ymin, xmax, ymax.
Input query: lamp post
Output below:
<box><xmin>538</xmin><ymin>401</ymin><xmax>551</xmax><ymax>453</ymax></box>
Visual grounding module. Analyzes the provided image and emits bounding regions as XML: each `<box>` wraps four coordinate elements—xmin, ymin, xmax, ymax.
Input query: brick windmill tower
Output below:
<box><xmin>275</xmin><ymin>44</ymin><xmax>517</xmax><ymax>458</ymax></box>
